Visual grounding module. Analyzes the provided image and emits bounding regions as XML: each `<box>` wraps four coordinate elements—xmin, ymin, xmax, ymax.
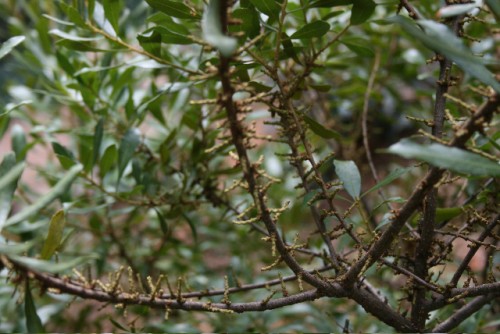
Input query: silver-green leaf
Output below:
<box><xmin>387</xmin><ymin>139</ymin><xmax>500</xmax><ymax>177</ymax></box>
<box><xmin>334</xmin><ymin>160</ymin><xmax>362</xmax><ymax>199</ymax></box>
<box><xmin>0</xmin><ymin>36</ymin><xmax>25</xmax><ymax>60</ymax></box>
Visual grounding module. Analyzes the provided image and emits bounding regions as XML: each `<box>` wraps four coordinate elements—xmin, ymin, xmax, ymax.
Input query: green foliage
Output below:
<box><xmin>0</xmin><ymin>0</ymin><xmax>498</xmax><ymax>332</ymax></box>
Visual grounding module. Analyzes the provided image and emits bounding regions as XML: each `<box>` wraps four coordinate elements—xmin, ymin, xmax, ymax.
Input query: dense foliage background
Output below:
<box><xmin>0</xmin><ymin>0</ymin><xmax>499</xmax><ymax>332</ymax></box>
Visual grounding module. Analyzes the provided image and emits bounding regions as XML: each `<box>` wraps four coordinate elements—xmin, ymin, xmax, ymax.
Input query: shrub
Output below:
<box><xmin>0</xmin><ymin>0</ymin><xmax>499</xmax><ymax>332</ymax></box>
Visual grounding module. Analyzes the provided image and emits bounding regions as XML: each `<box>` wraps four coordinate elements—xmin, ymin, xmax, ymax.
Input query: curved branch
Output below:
<box><xmin>17</xmin><ymin>263</ymin><xmax>325</xmax><ymax>312</ymax></box>
<box><xmin>426</xmin><ymin>282</ymin><xmax>500</xmax><ymax>311</ymax></box>
<box><xmin>431</xmin><ymin>294</ymin><xmax>497</xmax><ymax>333</ymax></box>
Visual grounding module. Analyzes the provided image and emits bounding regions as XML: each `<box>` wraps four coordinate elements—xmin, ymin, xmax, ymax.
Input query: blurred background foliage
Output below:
<box><xmin>0</xmin><ymin>0</ymin><xmax>498</xmax><ymax>332</ymax></box>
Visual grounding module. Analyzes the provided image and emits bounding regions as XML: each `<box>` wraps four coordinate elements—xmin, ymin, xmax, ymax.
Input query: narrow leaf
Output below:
<box><xmin>437</xmin><ymin>3</ymin><xmax>480</xmax><ymax>18</ymax></box>
<box><xmin>4</xmin><ymin>164</ymin><xmax>83</xmax><ymax>228</ymax></box>
<box><xmin>93</xmin><ymin>118</ymin><xmax>104</xmax><ymax>166</ymax></box>
<box><xmin>151</xmin><ymin>26</ymin><xmax>193</xmax><ymax>45</ymax></box>
<box><xmin>1</xmin><ymin>100</ymin><xmax>32</xmax><ymax>117</ymax></box>
<box><xmin>145</xmin><ymin>0</ymin><xmax>199</xmax><ymax>19</ymax></box>
<box><xmin>309</xmin><ymin>0</ymin><xmax>353</xmax><ymax>7</ymax></box>
<box><xmin>388</xmin><ymin>16</ymin><xmax>500</xmax><ymax>92</ymax></box>
<box><xmin>102</xmin><ymin>0</ymin><xmax>121</xmax><ymax>33</ymax></box>
<box><xmin>100</xmin><ymin>144</ymin><xmax>117</xmax><ymax>177</ymax></box>
<box><xmin>334</xmin><ymin>160</ymin><xmax>362</xmax><ymax>199</ymax></box>
<box><xmin>362</xmin><ymin>166</ymin><xmax>413</xmax><ymax>197</ymax></box>
<box><xmin>155</xmin><ymin>209</ymin><xmax>169</xmax><ymax>235</ymax></box>
<box><xmin>93</xmin><ymin>1</ymin><xmax>117</xmax><ymax>37</ymax></box>
<box><xmin>0</xmin><ymin>36</ymin><xmax>25</xmax><ymax>60</ymax></box>
<box><xmin>59</xmin><ymin>3</ymin><xmax>87</xmax><ymax>28</ymax></box>
<box><xmin>303</xmin><ymin>114</ymin><xmax>341</xmax><ymax>139</ymax></box>
<box><xmin>10</xmin><ymin>254</ymin><xmax>97</xmax><ymax>274</ymax></box>
<box><xmin>49</xmin><ymin>29</ymin><xmax>102</xmax><ymax>42</ymax></box>
<box><xmin>0</xmin><ymin>240</ymin><xmax>35</xmax><ymax>255</ymax></box>
<box><xmin>0</xmin><ymin>154</ymin><xmax>23</xmax><ymax>232</ymax></box>
<box><xmin>290</xmin><ymin>21</ymin><xmax>330</xmax><ymax>39</ymax></box>
<box><xmin>118</xmin><ymin>128</ymin><xmax>141</xmax><ymax>181</ymax></box>
<box><xmin>40</xmin><ymin>210</ymin><xmax>67</xmax><ymax>260</ymax></box>
<box><xmin>11</xmin><ymin>124</ymin><xmax>27</xmax><ymax>160</ymax></box>
<box><xmin>202</xmin><ymin>0</ymin><xmax>238</xmax><ymax>57</ymax></box>
<box><xmin>386</xmin><ymin>139</ymin><xmax>500</xmax><ymax>177</ymax></box>
<box><xmin>25</xmin><ymin>280</ymin><xmax>45</xmax><ymax>333</ymax></box>
<box><xmin>435</xmin><ymin>207</ymin><xmax>463</xmax><ymax>223</ymax></box>
<box><xmin>342</xmin><ymin>41</ymin><xmax>374</xmax><ymax>57</ymax></box>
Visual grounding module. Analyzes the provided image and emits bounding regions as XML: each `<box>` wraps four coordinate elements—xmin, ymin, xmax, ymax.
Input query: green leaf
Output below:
<box><xmin>145</xmin><ymin>0</ymin><xmax>200</xmax><ymax>19</ymax></box>
<box><xmin>1</xmin><ymin>100</ymin><xmax>32</xmax><ymax>117</ymax></box>
<box><xmin>153</xmin><ymin>26</ymin><xmax>193</xmax><ymax>45</ymax></box>
<box><xmin>24</xmin><ymin>280</ymin><xmax>45</xmax><ymax>333</ymax></box>
<box><xmin>102</xmin><ymin>0</ymin><xmax>121</xmax><ymax>33</ymax></box>
<box><xmin>4</xmin><ymin>164</ymin><xmax>83</xmax><ymax>228</ymax></box>
<box><xmin>93</xmin><ymin>118</ymin><xmax>104</xmax><ymax>166</ymax></box>
<box><xmin>0</xmin><ymin>240</ymin><xmax>35</xmax><ymax>255</ymax></box>
<box><xmin>249</xmin><ymin>0</ymin><xmax>281</xmax><ymax>20</ymax></box>
<box><xmin>118</xmin><ymin>128</ymin><xmax>141</xmax><ymax>182</ymax></box>
<box><xmin>281</xmin><ymin>33</ymin><xmax>301</xmax><ymax>63</ymax></box>
<box><xmin>155</xmin><ymin>209</ymin><xmax>169</xmax><ymax>235</ymax></box>
<box><xmin>138</xmin><ymin>29</ymin><xmax>162</xmax><ymax>56</ymax></box>
<box><xmin>52</xmin><ymin>142</ymin><xmax>75</xmax><ymax>160</ymax></box>
<box><xmin>0</xmin><ymin>154</ymin><xmax>24</xmax><ymax>232</ymax></box>
<box><xmin>49</xmin><ymin>29</ymin><xmax>102</xmax><ymax>42</ymax></box>
<box><xmin>0</xmin><ymin>36</ymin><xmax>25</xmax><ymax>60</ymax></box>
<box><xmin>232</xmin><ymin>7</ymin><xmax>260</xmax><ymax>39</ymax></box>
<box><xmin>248</xmin><ymin>81</ymin><xmax>273</xmax><ymax>93</ymax></box>
<box><xmin>309</xmin><ymin>84</ymin><xmax>331</xmax><ymax>92</ymax></box>
<box><xmin>303</xmin><ymin>114</ymin><xmax>341</xmax><ymax>140</ymax></box>
<box><xmin>435</xmin><ymin>207</ymin><xmax>463</xmax><ymax>223</ymax></box>
<box><xmin>100</xmin><ymin>144</ymin><xmax>117</xmax><ymax>177</ymax></box>
<box><xmin>351</xmin><ymin>0</ymin><xmax>376</xmax><ymax>25</ymax></box>
<box><xmin>52</xmin><ymin>142</ymin><xmax>76</xmax><ymax>169</ymax></box>
<box><xmin>11</xmin><ymin>124</ymin><xmax>27</xmax><ymax>160</ymax></box>
<box><xmin>202</xmin><ymin>0</ymin><xmax>238</xmax><ymax>57</ymax></box>
<box><xmin>334</xmin><ymin>160</ymin><xmax>362</xmax><ymax>199</ymax></box>
<box><xmin>362</xmin><ymin>166</ymin><xmax>413</xmax><ymax>197</ymax></box>
<box><xmin>10</xmin><ymin>254</ymin><xmax>97</xmax><ymax>274</ymax></box>
<box><xmin>388</xmin><ymin>16</ymin><xmax>500</xmax><ymax>93</ymax></box>
<box><xmin>309</xmin><ymin>0</ymin><xmax>353</xmax><ymax>7</ymax></box>
<box><xmin>386</xmin><ymin>139</ymin><xmax>500</xmax><ymax>177</ymax></box>
<box><xmin>342</xmin><ymin>41</ymin><xmax>374</xmax><ymax>57</ymax></box>
<box><xmin>59</xmin><ymin>3</ymin><xmax>87</xmax><ymax>28</ymax></box>
<box><xmin>56</xmin><ymin>40</ymin><xmax>112</xmax><ymax>52</ymax></box>
<box><xmin>40</xmin><ymin>210</ymin><xmax>67</xmax><ymax>260</ymax></box>
<box><xmin>42</xmin><ymin>14</ymin><xmax>75</xmax><ymax>26</ymax></box>
<box><xmin>485</xmin><ymin>0</ymin><xmax>500</xmax><ymax>21</ymax></box>
<box><xmin>290</xmin><ymin>21</ymin><xmax>330</xmax><ymax>39</ymax></box>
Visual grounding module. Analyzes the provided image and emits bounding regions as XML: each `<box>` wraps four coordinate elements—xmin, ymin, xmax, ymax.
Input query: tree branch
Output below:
<box><xmin>430</xmin><ymin>294</ymin><xmax>497</xmax><ymax>332</ymax></box>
